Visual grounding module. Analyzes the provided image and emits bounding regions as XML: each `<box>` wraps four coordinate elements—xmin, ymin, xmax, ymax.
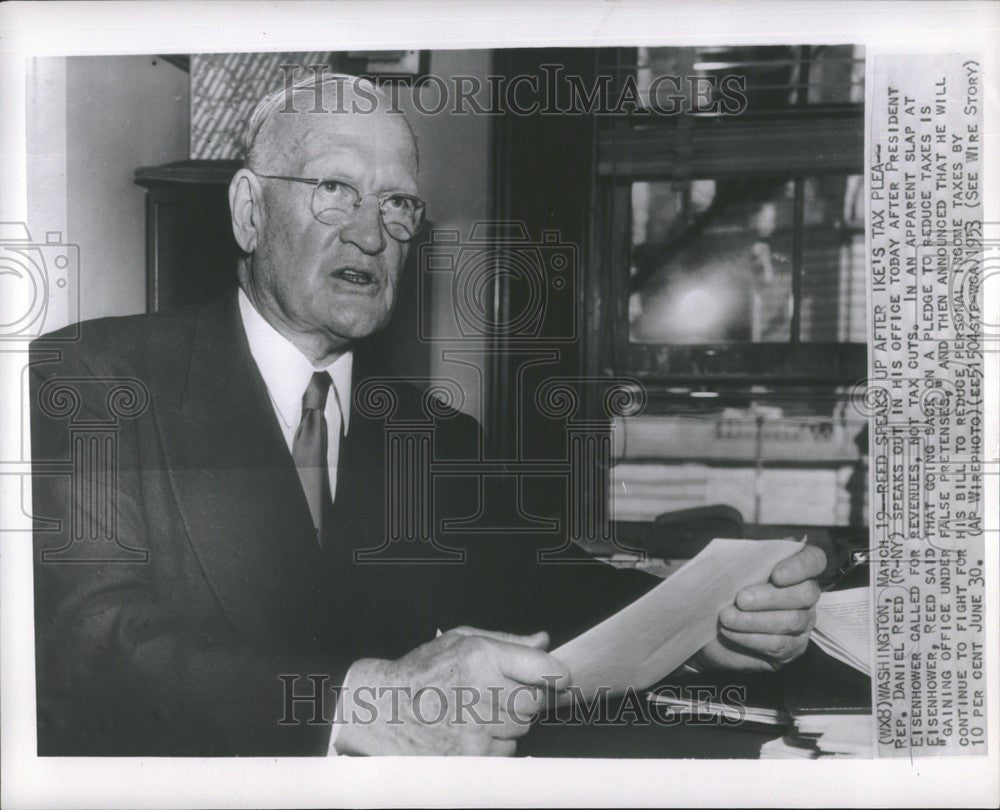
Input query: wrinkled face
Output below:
<box><xmin>248</xmin><ymin>108</ymin><xmax>418</xmax><ymax>346</ymax></box>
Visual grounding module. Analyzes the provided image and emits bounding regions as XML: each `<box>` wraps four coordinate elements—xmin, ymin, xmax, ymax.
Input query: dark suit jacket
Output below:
<box><xmin>31</xmin><ymin>290</ymin><xmax>654</xmax><ymax>756</ymax></box>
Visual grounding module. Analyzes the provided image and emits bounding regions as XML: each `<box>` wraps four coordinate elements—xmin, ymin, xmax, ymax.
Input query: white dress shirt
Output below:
<box><xmin>237</xmin><ymin>288</ymin><xmax>353</xmax><ymax>755</ymax></box>
<box><xmin>238</xmin><ymin>288</ymin><xmax>352</xmax><ymax>502</ymax></box>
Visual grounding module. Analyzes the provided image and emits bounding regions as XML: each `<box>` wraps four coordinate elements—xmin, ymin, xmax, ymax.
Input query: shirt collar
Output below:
<box><xmin>238</xmin><ymin>287</ymin><xmax>352</xmax><ymax>434</ymax></box>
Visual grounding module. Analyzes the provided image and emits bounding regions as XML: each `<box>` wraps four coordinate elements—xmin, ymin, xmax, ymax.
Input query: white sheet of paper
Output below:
<box><xmin>551</xmin><ymin>538</ymin><xmax>802</xmax><ymax>698</ymax></box>
<box><xmin>812</xmin><ymin>587</ymin><xmax>871</xmax><ymax>675</ymax></box>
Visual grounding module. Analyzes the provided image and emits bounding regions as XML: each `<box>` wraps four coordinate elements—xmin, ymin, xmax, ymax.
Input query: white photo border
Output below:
<box><xmin>1</xmin><ymin>1</ymin><xmax>997</xmax><ymax>807</ymax></box>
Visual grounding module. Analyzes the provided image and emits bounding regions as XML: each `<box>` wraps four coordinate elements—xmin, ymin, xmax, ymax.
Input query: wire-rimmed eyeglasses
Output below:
<box><xmin>254</xmin><ymin>173</ymin><xmax>426</xmax><ymax>242</ymax></box>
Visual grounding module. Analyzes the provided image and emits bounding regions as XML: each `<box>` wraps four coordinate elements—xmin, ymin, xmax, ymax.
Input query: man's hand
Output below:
<box><xmin>695</xmin><ymin>544</ymin><xmax>826</xmax><ymax>672</ymax></box>
<box><xmin>334</xmin><ymin>627</ymin><xmax>569</xmax><ymax>756</ymax></box>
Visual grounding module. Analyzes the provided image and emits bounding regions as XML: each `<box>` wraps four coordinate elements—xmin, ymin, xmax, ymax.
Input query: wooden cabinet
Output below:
<box><xmin>134</xmin><ymin>160</ymin><xmax>242</xmax><ymax>312</ymax></box>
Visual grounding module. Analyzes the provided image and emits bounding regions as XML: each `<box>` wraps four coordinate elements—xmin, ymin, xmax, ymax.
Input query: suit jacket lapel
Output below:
<box><xmin>161</xmin><ymin>292</ymin><xmax>325</xmax><ymax>640</ymax></box>
<box><xmin>326</xmin><ymin>348</ymin><xmax>384</xmax><ymax>558</ymax></box>
<box><xmin>320</xmin><ymin>350</ymin><xmax>452</xmax><ymax>657</ymax></box>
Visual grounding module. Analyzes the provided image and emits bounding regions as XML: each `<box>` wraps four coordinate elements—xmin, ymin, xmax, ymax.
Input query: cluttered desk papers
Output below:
<box><xmin>552</xmin><ymin>538</ymin><xmax>803</xmax><ymax>698</ymax></box>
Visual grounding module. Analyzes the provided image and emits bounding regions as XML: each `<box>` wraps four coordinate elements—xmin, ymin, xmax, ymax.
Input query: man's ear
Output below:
<box><xmin>229</xmin><ymin>169</ymin><xmax>262</xmax><ymax>253</ymax></box>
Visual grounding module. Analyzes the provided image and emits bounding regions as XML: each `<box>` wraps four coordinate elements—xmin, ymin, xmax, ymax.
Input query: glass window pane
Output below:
<box><xmin>629</xmin><ymin>174</ymin><xmax>865</xmax><ymax>345</ymax></box>
<box><xmin>635</xmin><ymin>45</ymin><xmax>864</xmax><ymax>114</ymax></box>
<box><xmin>629</xmin><ymin>177</ymin><xmax>795</xmax><ymax>343</ymax></box>
<box><xmin>800</xmin><ymin>175</ymin><xmax>866</xmax><ymax>342</ymax></box>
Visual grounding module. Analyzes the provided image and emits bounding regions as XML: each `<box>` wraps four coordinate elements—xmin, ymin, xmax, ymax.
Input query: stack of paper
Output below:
<box><xmin>648</xmin><ymin>693</ymin><xmax>788</xmax><ymax>726</ymax></box>
<box><xmin>759</xmin><ymin>715</ymin><xmax>874</xmax><ymax>759</ymax></box>
<box><xmin>551</xmin><ymin>538</ymin><xmax>803</xmax><ymax>698</ymax></box>
<box><xmin>796</xmin><ymin>714</ymin><xmax>874</xmax><ymax>757</ymax></box>
<box><xmin>759</xmin><ymin>735</ymin><xmax>819</xmax><ymax>759</ymax></box>
<box><xmin>812</xmin><ymin>587</ymin><xmax>871</xmax><ymax>676</ymax></box>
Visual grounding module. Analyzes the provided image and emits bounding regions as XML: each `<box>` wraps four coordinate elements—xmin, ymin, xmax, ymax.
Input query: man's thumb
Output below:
<box><xmin>449</xmin><ymin>627</ymin><xmax>550</xmax><ymax>649</ymax></box>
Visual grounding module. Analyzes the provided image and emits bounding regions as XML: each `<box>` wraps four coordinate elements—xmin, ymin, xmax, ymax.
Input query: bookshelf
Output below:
<box><xmin>609</xmin><ymin>411</ymin><xmax>868</xmax><ymax>530</ymax></box>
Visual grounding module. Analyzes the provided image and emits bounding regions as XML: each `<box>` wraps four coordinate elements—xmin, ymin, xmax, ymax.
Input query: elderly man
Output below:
<box><xmin>31</xmin><ymin>73</ymin><xmax>825</xmax><ymax>757</ymax></box>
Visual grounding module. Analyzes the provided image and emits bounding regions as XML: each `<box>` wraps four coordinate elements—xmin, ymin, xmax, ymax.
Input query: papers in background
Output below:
<box><xmin>760</xmin><ymin>735</ymin><xmax>820</xmax><ymax>759</ymax></box>
<box><xmin>800</xmin><ymin>714</ymin><xmax>873</xmax><ymax>757</ymax></box>
<box><xmin>551</xmin><ymin>538</ymin><xmax>802</xmax><ymax>698</ymax></box>
<box><xmin>812</xmin><ymin>587</ymin><xmax>871</xmax><ymax>675</ymax></box>
<box><xmin>601</xmin><ymin>554</ymin><xmax>689</xmax><ymax>580</ymax></box>
<box><xmin>803</xmin><ymin>714</ymin><xmax>874</xmax><ymax>756</ymax></box>
<box><xmin>648</xmin><ymin>693</ymin><xmax>789</xmax><ymax>726</ymax></box>
<box><xmin>760</xmin><ymin>714</ymin><xmax>874</xmax><ymax>759</ymax></box>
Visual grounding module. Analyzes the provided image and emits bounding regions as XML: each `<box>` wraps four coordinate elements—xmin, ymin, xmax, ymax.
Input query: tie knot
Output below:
<box><xmin>302</xmin><ymin>371</ymin><xmax>332</xmax><ymax>412</ymax></box>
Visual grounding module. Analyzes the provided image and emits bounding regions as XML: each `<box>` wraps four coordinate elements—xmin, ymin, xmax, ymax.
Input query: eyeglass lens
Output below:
<box><xmin>311</xmin><ymin>179</ymin><xmax>424</xmax><ymax>241</ymax></box>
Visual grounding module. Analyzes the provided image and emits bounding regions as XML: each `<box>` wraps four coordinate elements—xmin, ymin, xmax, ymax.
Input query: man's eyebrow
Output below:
<box><xmin>302</xmin><ymin>163</ymin><xmax>363</xmax><ymax>181</ymax></box>
<box><xmin>302</xmin><ymin>160</ymin><xmax>418</xmax><ymax>192</ymax></box>
<box><xmin>297</xmin><ymin>154</ymin><xmax>367</xmax><ymax>183</ymax></box>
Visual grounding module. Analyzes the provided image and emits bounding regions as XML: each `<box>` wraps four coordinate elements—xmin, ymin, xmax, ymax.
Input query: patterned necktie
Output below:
<box><xmin>292</xmin><ymin>371</ymin><xmax>333</xmax><ymax>540</ymax></box>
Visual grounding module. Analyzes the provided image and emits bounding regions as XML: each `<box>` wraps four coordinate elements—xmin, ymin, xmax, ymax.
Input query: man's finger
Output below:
<box><xmin>718</xmin><ymin>628</ymin><xmax>805</xmax><ymax>660</ymax></box>
<box><xmin>769</xmin><ymin>545</ymin><xmax>827</xmax><ymax>587</ymax></box>
<box><xmin>490</xmin><ymin>699</ymin><xmax>537</xmax><ymax>738</ymax></box>
<box><xmin>487</xmin><ymin>738</ymin><xmax>518</xmax><ymax>756</ymax></box>
<box><xmin>506</xmin><ymin>683</ymin><xmax>545</xmax><ymax>719</ymax></box>
<box><xmin>719</xmin><ymin>606</ymin><xmax>815</xmax><ymax>635</ymax></box>
<box><xmin>490</xmin><ymin>720</ymin><xmax>533</xmax><ymax>740</ymax></box>
<box><xmin>736</xmin><ymin>579</ymin><xmax>821</xmax><ymax>611</ymax></box>
<box><xmin>494</xmin><ymin>642</ymin><xmax>570</xmax><ymax>689</ymax></box>
<box><xmin>449</xmin><ymin>627</ymin><xmax>550</xmax><ymax>649</ymax></box>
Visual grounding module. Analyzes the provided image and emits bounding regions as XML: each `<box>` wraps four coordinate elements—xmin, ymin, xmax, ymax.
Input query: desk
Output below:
<box><xmin>520</xmin><ymin>645</ymin><xmax>870</xmax><ymax>758</ymax></box>
<box><xmin>521</xmin><ymin>705</ymin><xmax>781</xmax><ymax>758</ymax></box>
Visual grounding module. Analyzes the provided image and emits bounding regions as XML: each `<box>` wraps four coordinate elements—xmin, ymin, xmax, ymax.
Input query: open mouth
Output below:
<box><xmin>332</xmin><ymin>267</ymin><xmax>377</xmax><ymax>286</ymax></box>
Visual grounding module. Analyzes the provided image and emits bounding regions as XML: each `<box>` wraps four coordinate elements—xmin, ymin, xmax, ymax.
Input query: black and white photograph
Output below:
<box><xmin>1</xmin><ymin>2</ymin><xmax>997</xmax><ymax>807</ymax></box>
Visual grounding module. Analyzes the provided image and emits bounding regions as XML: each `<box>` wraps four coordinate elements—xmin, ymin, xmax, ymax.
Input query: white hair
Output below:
<box><xmin>240</xmin><ymin>70</ymin><xmax>416</xmax><ymax>171</ymax></box>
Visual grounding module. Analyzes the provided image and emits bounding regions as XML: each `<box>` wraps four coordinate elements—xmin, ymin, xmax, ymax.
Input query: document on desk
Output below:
<box><xmin>812</xmin><ymin>587</ymin><xmax>871</xmax><ymax>676</ymax></box>
<box><xmin>552</xmin><ymin>538</ymin><xmax>802</xmax><ymax>698</ymax></box>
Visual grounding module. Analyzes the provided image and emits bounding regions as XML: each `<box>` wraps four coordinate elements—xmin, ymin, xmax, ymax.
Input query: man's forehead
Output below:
<box><xmin>268</xmin><ymin>109</ymin><xmax>417</xmax><ymax>177</ymax></box>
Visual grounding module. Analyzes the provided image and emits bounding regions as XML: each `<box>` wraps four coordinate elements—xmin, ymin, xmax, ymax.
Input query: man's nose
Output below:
<box><xmin>338</xmin><ymin>196</ymin><xmax>386</xmax><ymax>255</ymax></box>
